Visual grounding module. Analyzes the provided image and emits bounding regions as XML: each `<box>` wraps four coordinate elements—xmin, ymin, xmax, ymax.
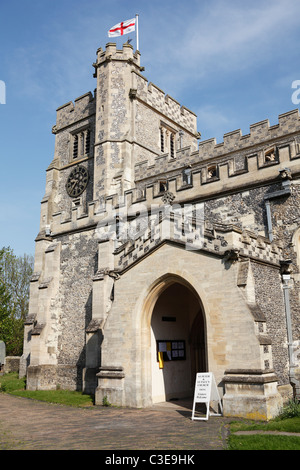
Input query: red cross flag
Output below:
<box><xmin>108</xmin><ymin>18</ymin><xmax>136</xmax><ymax>38</ymax></box>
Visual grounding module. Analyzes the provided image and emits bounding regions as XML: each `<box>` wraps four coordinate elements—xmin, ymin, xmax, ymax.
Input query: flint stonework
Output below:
<box><xmin>21</xmin><ymin>43</ymin><xmax>300</xmax><ymax>421</ymax></box>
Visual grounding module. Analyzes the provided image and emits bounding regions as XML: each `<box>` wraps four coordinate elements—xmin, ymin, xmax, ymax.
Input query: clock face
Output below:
<box><xmin>66</xmin><ymin>166</ymin><xmax>89</xmax><ymax>197</ymax></box>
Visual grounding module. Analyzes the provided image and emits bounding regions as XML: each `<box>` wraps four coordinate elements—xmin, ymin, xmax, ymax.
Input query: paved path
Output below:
<box><xmin>0</xmin><ymin>393</ymin><xmax>230</xmax><ymax>451</ymax></box>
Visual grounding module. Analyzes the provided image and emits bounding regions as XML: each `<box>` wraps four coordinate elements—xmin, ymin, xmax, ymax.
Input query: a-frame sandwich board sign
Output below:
<box><xmin>191</xmin><ymin>372</ymin><xmax>223</xmax><ymax>421</ymax></box>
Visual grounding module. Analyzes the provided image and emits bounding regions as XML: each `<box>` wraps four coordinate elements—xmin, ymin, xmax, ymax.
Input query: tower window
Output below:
<box><xmin>71</xmin><ymin>128</ymin><xmax>92</xmax><ymax>160</ymax></box>
<box><xmin>183</xmin><ymin>167</ymin><xmax>192</xmax><ymax>185</ymax></box>
<box><xmin>264</xmin><ymin>146</ymin><xmax>278</xmax><ymax>163</ymax></box>
<box><xmin>85</xmin><ymin>130</ymin><xmax>91</xmax><ymax>155</ymax></box>
<box><xmin>207</xmin><ymin>165</ymin><xmax>218</xmax><ymax>179</ymax></box>
<box><xmin>160</xmin><ymin>123</ymin><xmax>177</xmax><ymax>157</ymax></box>
<box><xmin>73</xmin><ymin>135</ymin><xmax>79</xmax><ymax>159</ymax></box>
<box><xmin>159</xmin><ymin>180</ymin><xmax>168</xmax><ymax>192</ymax></box>
<box><xmin>170</xmin><ymin>133</ymin><xmax>175</xmax><ymax>158</ymax></box>
<box><xmin>160</xmin><ymin>128</ymin><xmax>164</xmax><ymax>153</ymax></box>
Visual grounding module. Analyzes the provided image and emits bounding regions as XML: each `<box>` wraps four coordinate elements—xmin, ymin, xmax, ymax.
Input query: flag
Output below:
<box><xmin>108</xmin><ymin>18</ymin><xmax>136</xmax><ymax>38</ymax></box>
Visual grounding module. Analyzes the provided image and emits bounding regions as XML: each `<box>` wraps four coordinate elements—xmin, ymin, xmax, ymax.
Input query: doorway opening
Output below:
<box><xmin>150</xmin><ymin>280</ymin><xmax>206</xmax><ymax>403</ymax></box>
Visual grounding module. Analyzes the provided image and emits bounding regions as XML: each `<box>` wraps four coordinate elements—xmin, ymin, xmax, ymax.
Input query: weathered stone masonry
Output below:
<box><xmin>20</xmin><ymin>43</ymin><xmax>300</xmax><ymax>420</ymax></box>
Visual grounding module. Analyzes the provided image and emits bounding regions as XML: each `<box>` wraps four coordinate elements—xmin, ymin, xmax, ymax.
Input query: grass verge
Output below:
<box><xmin>227</xmin><ymin>400</ymin><xmax>300</xmax><ymax>450</ymax></box>
<box><xmin>0</xmin><ymin>372</ymin><xmax>94</xmax><ymax>407</ymax></box>
<box><xmin>227</xmin><ymin>433</ymin><xmax>300</xmax><ymax>450</ymax></box>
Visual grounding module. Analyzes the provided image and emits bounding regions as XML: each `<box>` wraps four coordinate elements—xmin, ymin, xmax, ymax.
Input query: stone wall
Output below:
<box><xmin>4</xmin><ymin>357</ymin><xmax>20</xmax><ymax>373</ymax></box>
<box><xmin>251</xmin><ymin>261</ymin><xmax>289</xmax><ymax>384</ymax></box>
<box><xmin>56</xmin><ymin>230</ymin><xmax>98</xmax><ymax>388</ymax></box>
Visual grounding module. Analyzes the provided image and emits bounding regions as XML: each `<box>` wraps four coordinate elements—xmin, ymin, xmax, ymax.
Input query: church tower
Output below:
<box><xmin>21</xmin><ymin>43</ymin><xmax>198</xmax><ymax>393</ymax></box>
<box><xmin>93</xmin><ymin>43</ymin><xmax>141</xmax><ymax>198</ymax></box>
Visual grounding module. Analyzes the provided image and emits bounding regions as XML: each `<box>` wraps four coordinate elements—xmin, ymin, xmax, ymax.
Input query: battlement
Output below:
<box><xmin>95</xmin><ymin>42</ymin><xmax>141</xmax><ymax>68</ymax></box>
<box><xmin>54</xmin><ymin>91</ymin><xmax>96</xmax><ymax>132</ymax></box>
<box><xmin>49</xmin><ymin>199</ymin><xmax>281</xmax><ymax>272</ymax></box>
<box><xmin>93</xmin><ymin>43</ymin><xmax>197</xmax><ymax>135</ymax></box>
<box><xmin>199</xmin><ymin>109</ymin><xmax>300</xmax><ymax>159</ymax></box>
<box><xmin>133</xmin><ymin>73</ymin><xmax>197</xmax><ymax>135</ymax></box>
<box><xmin>108</xmin><ymin>217</ymin><xmax>283</xmax><ymax>274</ymax></box>
<box><xmin>47</xmin><ymin>131</ymin><xmax>300</xmax><ymax>240</ymax></box>
<box><xmin>134</xmin><ymin>109</ymin><xmax>300</xmax><ymax>187</ymax></box>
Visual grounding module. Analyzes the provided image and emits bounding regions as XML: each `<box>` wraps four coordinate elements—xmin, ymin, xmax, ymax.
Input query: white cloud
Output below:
<box><xmin>143</xmin><ymin>0</ymin><xmax>300</xmax><ymax>93</ymax></box>
<box><xmin>8</xmin><ymin>1</ymin><xmax>299</xmax><ymax>110</ymax></box>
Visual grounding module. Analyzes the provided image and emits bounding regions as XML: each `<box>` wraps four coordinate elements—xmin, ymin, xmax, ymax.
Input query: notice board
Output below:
<box><xmin>191</xmin><ymin>372</ymin><xmax>223</xmax><ymax>421</ymax></box>
<box><xmin>156</xmin><ymin>340</ymin><xmax>186</xmax><ymax>361</ymax></box>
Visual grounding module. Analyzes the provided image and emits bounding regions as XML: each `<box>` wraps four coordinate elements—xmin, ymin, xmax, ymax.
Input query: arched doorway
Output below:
<box><xmin>150</xmin><ymin>280</ymin><xmax>206</xmax><ymax>403</ymax></box>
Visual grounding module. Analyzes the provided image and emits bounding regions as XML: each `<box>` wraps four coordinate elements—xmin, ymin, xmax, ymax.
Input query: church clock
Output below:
<box><xmin>66</xmin><ymin>165</ymin><xmax>89</xmax><ymax>198</ymax></box>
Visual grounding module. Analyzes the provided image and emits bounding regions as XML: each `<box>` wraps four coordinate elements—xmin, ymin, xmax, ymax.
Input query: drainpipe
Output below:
<box><xmin>281</xmin><ymin>266</ymin><xmax>300</xmax><ymax>400</ymax></box>
<box><xmin>265</xmin><ymin>200</ymin><xmax>273</xmax><ymax>242</ymax></box>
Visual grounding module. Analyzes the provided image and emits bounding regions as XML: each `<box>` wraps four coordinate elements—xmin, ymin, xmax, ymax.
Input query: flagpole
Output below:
<box><xmin>135</xmin><ymin>14</ymin><xmax>139</xmax><ymax>51</ymax></box>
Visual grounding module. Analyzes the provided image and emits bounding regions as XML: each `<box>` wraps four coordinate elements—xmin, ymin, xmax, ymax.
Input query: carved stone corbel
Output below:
<box><xmin>224</xmin><ymin>248</ymin><xmax>240</xmax><ymax>263</ymax></box>
<box><xmin>161</xmin><ymin>191</ymin><xmax>175</xmax><ymax>205</ymax></box>
<box><xmin>93</xmin><ymin>268</ymin><xmax>120</xmax><ymax>281</ymax></box>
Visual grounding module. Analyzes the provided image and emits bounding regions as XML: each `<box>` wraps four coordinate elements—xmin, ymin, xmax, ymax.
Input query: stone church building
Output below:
<box><xmin>20</xmin><ymin>43</ymin><xmax>300</xmax><ymax>420</ymax></box>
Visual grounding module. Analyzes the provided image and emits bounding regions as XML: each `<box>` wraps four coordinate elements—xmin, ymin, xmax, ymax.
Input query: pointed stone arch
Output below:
<box><xmin>138</xmin><ymin>273</ymin><xmax>207</xmax><ymax>405</ymax></box>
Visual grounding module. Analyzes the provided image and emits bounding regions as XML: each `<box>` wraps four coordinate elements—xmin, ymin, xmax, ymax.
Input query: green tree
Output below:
<box><xmin>0</xmin><ymin>247</ymin><xmax>33</xmax><ymax>356</ymax></box>
<box><xmin>0</xmin><ymin>248</ymin><xmax>14</xmax><ymax>353</ymax></box>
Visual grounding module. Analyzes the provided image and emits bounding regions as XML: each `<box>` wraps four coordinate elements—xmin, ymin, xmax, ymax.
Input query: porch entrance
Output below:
<box><xmin>150</xmin><ymin>281</ymin><xmax>206</xmax><ymax>403</ymax></box>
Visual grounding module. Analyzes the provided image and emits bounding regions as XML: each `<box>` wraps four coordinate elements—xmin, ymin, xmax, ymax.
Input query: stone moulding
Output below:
<box><xmin>222</xmin><ymin>369</ymin><xmax>283</xmax><ymax>420</ymax></box>
<box><xmin>223</xmin><ymin>369</ymin><xmax>278</xmax><ymax>383</ymax></box>
<box><xmin>97</xmin><ymin>366</ymin><xmax>125</xmax><ymax>379</ymax></box>
<box><xmin>96</xmin><ymin>366</ymin><xmax>125</xmax><ymax>406</ymax></box>
<box><xmin>93</xmin><ymin>268</ymin><xmax>120</xmax><ymax>280</ymax></box>
<box><xmin>31</xmin><ymin>323</ymin><xmax>45</xmax><ymax>336</ymax></box>
<box><xmin>38</xmin><ymin>277</ymin><xmax>53</xmax><ymax>289</ymax></box>
<box><xmin>30</xmin><ymin>272</ymin><xmax>41</xmax><ymax>282</ymax></box>
<box><xmin>24</xmin><ymin>314</ymin><xmax>36</xmax><ymax>325</ymax></box>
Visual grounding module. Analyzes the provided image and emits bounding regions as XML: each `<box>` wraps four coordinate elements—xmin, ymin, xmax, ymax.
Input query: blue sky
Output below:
<box><xmin>1</xmin><ymin>0</ymin><xmax>300</xmax><ymax>256</ymax></box>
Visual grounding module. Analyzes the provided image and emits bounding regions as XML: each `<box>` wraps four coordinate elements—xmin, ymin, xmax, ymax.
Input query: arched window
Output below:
<box><xmin>160</xmin><ymin>128</ymin><xmax>164</xmax><ymax>153</ymax></box>
<box><xmin>71</xmin><ymin>128</ymin><xmax>92</xmax><ymax>160</ymax></box>
<box><xmin>160</xmin><ymin>123</ymin><xmax>177</xmax><ymax>157</ymax></box>
<box><xmin>170</xmin><ymin>133</ymin><xmax>175</xmax><ymax>158</ymax></box>
<box><xmin>85</xmin><ymin>129</ymin><xmax>91</xmax><ymax>155</ymax></box>
<box><xmin>183</xmin><ymin>167</ymin><xmax>192</xmax><ymax>185</ymax></box>
<box><xmin>159</xmin><ymin>179</ymin><xmax>168</xmax><ymax>193</ymax></box>
<box><xmin>73</xmin><ymin>135</ymin><xmax>78</xmax><ymax>159</ymax></box>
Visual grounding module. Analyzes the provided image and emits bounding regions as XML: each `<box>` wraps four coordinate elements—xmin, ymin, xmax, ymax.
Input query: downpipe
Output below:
<box><xmin>282</xmin><ymin>272</ymin><xmax>300</xmax><ymax>401</ymax></box>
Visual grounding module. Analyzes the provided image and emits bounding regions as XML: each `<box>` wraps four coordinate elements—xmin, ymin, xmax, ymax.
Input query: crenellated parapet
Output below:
<box><xmin>53</xmin><ymin>91</ymin><xmax>96</xmax><ymax>133</ymax></box>
<box><xmin>91</xmin><ymin>42</ymin><xmax>198</xmax><ymax>137</ymax></box>
<box><xmin>47</xmin><ymin>130</ymin><xmax>299</xmax><ymax>239</ymax></box>
<box><xmin>133</xmin><ymin>74</ymin><xmax>198</xmax><ymax>136</ymax></box>
<box><xmin>107</xmin><ymin>217</ymin><xmax>283</xmax><ymax>274</ymax></box>
<box><xmin>45</xmin><ymin>44</ymin><xmax>300</xmax><ymax>263</ymax></box>
<box><xmin>198</xmin><ymin>109</ymin><xmax>300</xmax><ymax>160</ymax></box>
<box><xmin>134</xmin><ymin>109</ymin><xmax>300</xmax><ymax>193</ymax></box>
<box><xmin>46</xmin><ymin>186</ymin><xmax>283</xmax><ymax>274</ymax></box>
<box><xmin>94</xmin><ymin>42</ymin><xmax>141</xmax><ymax>69</ymax></box>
